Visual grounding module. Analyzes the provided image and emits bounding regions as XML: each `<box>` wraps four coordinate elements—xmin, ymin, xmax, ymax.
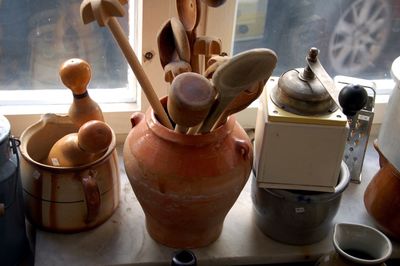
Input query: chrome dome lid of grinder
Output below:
<box><xmin>271</xmin><ymin>48</ymin><xmax>340</xmax><ymax>116</ymax></box>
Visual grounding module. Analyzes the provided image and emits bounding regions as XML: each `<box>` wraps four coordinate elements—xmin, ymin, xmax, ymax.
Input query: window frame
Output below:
<box><xmin>2</xmin><ymin>0</ymin><xmax>389</xmax><ymax>139</ymax></box>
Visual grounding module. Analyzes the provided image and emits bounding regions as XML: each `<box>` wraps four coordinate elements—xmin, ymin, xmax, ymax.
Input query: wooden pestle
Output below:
<box><xmin>60</xmin><ymin>58</ymin><xmax>104</xmax><ymax>128</ymax></box>
<box><xmin>46</xmin><ymin>120</ymin><xmax>112</xmax><ymax>167</ymax></box>
<box><xmin>167</xmin><ymin>72</ymin><xmax>216</xmax><ymax>133</ymax></box>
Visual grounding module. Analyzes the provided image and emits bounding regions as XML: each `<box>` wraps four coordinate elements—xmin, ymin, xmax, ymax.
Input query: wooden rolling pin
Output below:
<box><xmin>60</xmin><ymin>58</ymin><xmax>104</xmax><ymax>128</ymax></box>
<box><xmin>46</xmin><ymin>120</ymin><xmax>112</xmax><ymax>167</ymax></box>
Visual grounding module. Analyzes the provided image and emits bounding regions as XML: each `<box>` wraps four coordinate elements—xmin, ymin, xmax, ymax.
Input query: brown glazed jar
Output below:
<box><xmin>123</xmin><ymin>98</ymin><xmax>253</xmax><ymax>248</ymax></box>
<box><xmin>364</xmin><ymin>141</ymin><xmax>400</xmax><ymax>239</ymax></box>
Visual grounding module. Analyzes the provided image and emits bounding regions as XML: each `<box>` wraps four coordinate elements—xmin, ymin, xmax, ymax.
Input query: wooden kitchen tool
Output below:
<box><xmin>193</xmin><ymin>36</ymin><xmax>222</xmax><ymax>74</ymax></box>
<box><xmin>204</xmin><ymin>55</ymin><xmax>229</xmax><ymax>79</ymax></box>
<box><xmin>80</xmin><ymin>0</ymin><xmax>173</xmax><ymax>129</ymax></box>
<box><xmin>157</xmin><ymin>19</ymin><xmax>176</xmax><ymax>68</ymax></box>
<box><xmin>170</xmin><ymin>17</ymin><xmax>191</xmax><ymax>64</ymax></box>
<box><xmin>213</xmin><ymin>78</ymin><xmax>267</xmax><ymax>129</ymax></box>
<box><xmin>164</xmin><ymin>60</ymin><xmax>192</xmax><ymax>84</ymax></box>
<box><xmin>176</xmin><ymin>0</ymin><xmax>201</xmax><ymax>73</ymax></box>
<box><xmin>46</xmin><ymin>120</ymin><xmax>112</xmax><ymax>167</ymax></box>
<box><xmin>168</xmin><ymin>72</ymin><xmax>216</xmax><ymax>133</ymax></box>
<box><xmin>201</xmin><ymin>0</ymin><xmax>227</xmax><ymax>7</ymax></box>
<box><xmin>198</xmin><ymin>48</ymin><xmax>277</xmax><ymax>133</ymax></box>
<box><xmin>60</xmin><ymin>58</ymin><xmax>104</xmax><ymax>128</ymax></box>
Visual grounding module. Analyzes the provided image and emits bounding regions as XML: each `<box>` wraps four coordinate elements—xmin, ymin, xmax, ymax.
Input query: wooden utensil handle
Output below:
<box><xmin>107</xmin><ymin>17</ymin><xmax>173</xmax><ymax>129</ymax></box>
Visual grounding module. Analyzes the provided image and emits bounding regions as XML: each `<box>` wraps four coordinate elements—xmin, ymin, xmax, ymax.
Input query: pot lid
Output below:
<box><xmin>271</xmin><ymin>68</ymin><xmax>338</xmax><ymax>115</ymax></box>
<box><xmin>0</xmin><ymin>115</ymin><xmax>10</xmax><ymax>145</ymax></box>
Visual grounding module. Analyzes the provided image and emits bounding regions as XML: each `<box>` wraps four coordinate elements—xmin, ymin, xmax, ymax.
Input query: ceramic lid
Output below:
<box><xmin>0</xmin><ymin>115</ymin><xmax>10</xmax><ymax>145</ymax></box>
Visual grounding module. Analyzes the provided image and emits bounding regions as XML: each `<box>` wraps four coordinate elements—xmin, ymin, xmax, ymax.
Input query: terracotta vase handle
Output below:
<box><xmin>234</xmin><ymin>139</ymin><xmax>251</xmax><ymax>160</ymax></box>
<box><xmin>81</xmin><ymin>170</ymin><xmax>101</xmax><ymax>223</ymax></box>
<box><xmin>130</xmin><ymin>112</ymin><xmax>145</xmax><ymax>128</ymax></box>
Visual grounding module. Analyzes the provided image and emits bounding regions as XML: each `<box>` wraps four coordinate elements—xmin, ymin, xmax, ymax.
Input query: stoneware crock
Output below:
<box><xmin>19</xmin><ymin>113</ymin><xmax>120</xmax><ymax>233</ymax></box>
<box><xmin>252</xmin><ymin>162</ymin><xmax>350</xmax><ymax>245</ymax></box>
<box><xmin>123</xmin><ymin>97</ymin><xmax>253</xmax><ymax>248</ymax></box>
<box><xmin>316</xmin><ymin>223</ymin><xmax>392</xmax><ymax>266</ymax></box>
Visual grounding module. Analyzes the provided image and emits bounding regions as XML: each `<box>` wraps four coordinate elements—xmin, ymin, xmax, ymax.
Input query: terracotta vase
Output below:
<box><xmin>19</xmin><ymin>114</ymin><xmax>120</xmax><ymax>233</ymax></box>
<box><xmin>123</xmin><ymin>97</ymin><xmax>253</xmax><ymax>248</ymax></box>
<box><xmin>316</xmin><ymin>223</ymin><xmax>392</xmax><ymax>266</ymax></box>
<box><xmin>364</xmin><ymin>141</ymin><xmax>400</xmax><ymax>239</ymax></box>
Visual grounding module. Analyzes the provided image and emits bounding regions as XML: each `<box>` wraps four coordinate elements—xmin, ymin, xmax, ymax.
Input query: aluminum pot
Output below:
<box><xmin>0</xmin><ymin>115</ymin><xmax>29</xmax><ymax>265</ymax></box>
<box><xmin>19</xmin><ymin>113</ymin><xmax>120</xmax><ymax>233</ymax></box>
<box><xmin>251</xmin><ymin>161</ymin><xmax>350</xmax><ymax>245</ymax></box>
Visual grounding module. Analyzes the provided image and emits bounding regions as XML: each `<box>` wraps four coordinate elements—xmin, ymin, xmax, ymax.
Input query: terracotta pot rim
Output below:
<box><xmin>146</xmin><ymin>96</ymin><xmax>236</xmax><ymax>146</ymax></box>
<box><xmin>19</xmin><ymin>114</ymin><xmax>117</xmax><ymax>173</ymax></box>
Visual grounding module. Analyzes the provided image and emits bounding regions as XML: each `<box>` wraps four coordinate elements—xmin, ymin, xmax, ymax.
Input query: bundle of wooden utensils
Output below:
<box><xmin>159</xmin><ymin>0</ymin><xmax>277</xmax><ymax>134</ymax></box>
<box><xmin>79</xmin><ymin>0</ymin><xmax>277</xmax><ymax>135</ymax></box>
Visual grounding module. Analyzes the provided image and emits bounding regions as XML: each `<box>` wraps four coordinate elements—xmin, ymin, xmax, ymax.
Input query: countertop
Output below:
<box><xmin>33</xmin><ymin>136</ymin><xmax>400</xmax><ymax>266</ymax></box>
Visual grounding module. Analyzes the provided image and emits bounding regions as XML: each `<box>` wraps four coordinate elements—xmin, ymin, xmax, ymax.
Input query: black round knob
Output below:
<box><xmin>171</xmin><ymin>249</ymin><xmax>197</xmax><ymax>266</ymax></box>
<box><xmin>338</xmin><ymin>84</ymin><xmax>368</xmax><ymax>117</ymax></box>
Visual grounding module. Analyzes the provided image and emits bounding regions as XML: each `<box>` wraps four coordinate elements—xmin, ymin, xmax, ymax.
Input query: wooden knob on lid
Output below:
<box><xmin>168</xmin><ymin>72</ymin><xmax>216</xmax><ymax>132</ymax></box>
<box><xmin>78</xmin><ymin>120</ymin><xmax>113</xmax><ymax>154</ymax></box>
<box><xmin>60</xmin><ymin>58</ymin><xmax>91</xmax><ymax>95</ymax></box>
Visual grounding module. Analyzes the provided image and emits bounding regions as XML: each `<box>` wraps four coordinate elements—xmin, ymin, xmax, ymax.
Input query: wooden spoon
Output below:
<box><xmin>176</xmin><ymin>0</ymin><xmax>201</xmax><ymax>72</ymax></box>
<box><xmin>198</xmin><ymin>48</ymin><xmax>277</xmax><ymax>133</ymax></box>
<box><xmin>157</xmin><ymin>19</ymin><xmax>176</xmax><ymax>68</ymax></box>
<box><xmin>213</xmin><ymin>78</ymin><xmax>267</xmax><ymax>129</ymax></box>
<box><xmin>168</xmin><ymin>72</ymin><xmax>216</xmax><ymax>133</ymax></box>
<box><xmin>170</xmin><ymin>17</ymin><xmax>191</xmax><ymax>64</ymax></box>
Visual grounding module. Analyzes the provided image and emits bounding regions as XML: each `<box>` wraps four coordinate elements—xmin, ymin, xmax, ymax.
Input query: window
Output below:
<box><xmin>0</xmin><ymin>0</ymin><xmax>134</xmax><ymax>106</ymax></box>
<box><xmin>232</xmin><ymin>0</ymin><xmax>399</xmax><ymax>124</ymax></box>
<box><xmin>234</xmin><ymin>0</ymin><xmax>399</xmax><ymax>83</ymax></box>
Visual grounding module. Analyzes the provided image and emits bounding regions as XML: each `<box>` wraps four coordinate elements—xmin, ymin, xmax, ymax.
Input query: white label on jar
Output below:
<box><xmin>295</xmin><ymin>207</ymin><xmax>305</xmax><ymax>213</ymax></box>
<box><xmin>358</xmin><ymin>114</ymin><xmax>370</xmax><ymax>121</ymax></box>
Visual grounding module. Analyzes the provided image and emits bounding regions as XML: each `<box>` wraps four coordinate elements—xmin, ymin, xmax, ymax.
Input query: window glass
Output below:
<box><xmin>233</xmin><ymin>0</ymin><xmax>400</xmax><ymax>84</ymax></box>
<box><xmin>0</xmin><ymin>0</ymin><xmax>129</xmax><ymax>92</ymax></box>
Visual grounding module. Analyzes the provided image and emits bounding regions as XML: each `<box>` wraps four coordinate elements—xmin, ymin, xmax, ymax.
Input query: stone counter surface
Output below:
<box><xmin>34</xmin><ymin>140</ymin><xmax>400</xmax><ymax>266</ymax></box>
